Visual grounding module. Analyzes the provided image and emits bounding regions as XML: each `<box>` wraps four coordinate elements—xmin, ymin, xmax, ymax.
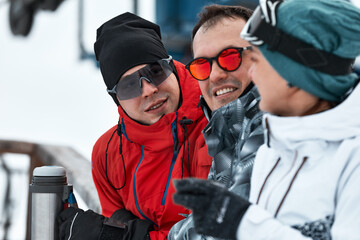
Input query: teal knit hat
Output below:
<box><xmin>241</xmin><ymin>0</ymin><xmax>360</xmax><ymax>102</ymax></box>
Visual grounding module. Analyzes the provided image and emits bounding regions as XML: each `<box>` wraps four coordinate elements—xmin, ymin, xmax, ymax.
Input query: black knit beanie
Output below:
<box><xmin>94</xmin><ymin>12</ymin><xmax>169</xmax><ymax>93</ymax></box>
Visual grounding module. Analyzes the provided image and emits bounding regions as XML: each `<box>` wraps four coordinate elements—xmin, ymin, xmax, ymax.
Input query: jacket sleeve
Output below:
<box><xmin>238</xmin><ymin>141</ymin><xmax>360</xmax><ymax>240</ymax></box>
<box><xmin>237</xmin><ymin>205</ymin><xmax>312</xmax><ymax>240</ymax></box>
<box><xmin>91</xmin><ymin>133</ymin><xmax>125</xmax><ymax>217</ymax></box>
<box><xmin>331</xmin><ymin>142</ymin><xmax>360</xmax><ymax>240</ymax></box>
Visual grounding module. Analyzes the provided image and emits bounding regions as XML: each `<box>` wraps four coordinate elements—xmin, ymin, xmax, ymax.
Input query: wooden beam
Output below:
<box><xmin>0</xmin><ymin>139</ymin><xmax>34</xmax><ymax>155</ymax></box>
<box><xmin>0</xmin><ymin>139</ymin><xmax>101</xmax><ymax>240</ymax></box>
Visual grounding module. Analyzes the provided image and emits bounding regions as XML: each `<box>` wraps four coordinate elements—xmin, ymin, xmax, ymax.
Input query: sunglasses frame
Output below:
<box><xmin>185</xmin><ymin>46</ymin><xmax>252</xmax><ymax>81</ymax></box>
<box><xmin>107</xmin><ymin>56</ymin><xmax>173</xmax><ymax>100</ymax></box>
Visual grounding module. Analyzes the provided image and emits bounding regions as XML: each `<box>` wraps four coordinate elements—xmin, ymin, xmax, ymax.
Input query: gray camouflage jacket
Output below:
<box><xmin>168</xmin><ymin>84</ymin><xmax>263</xmax><ymax>240</ymax></box>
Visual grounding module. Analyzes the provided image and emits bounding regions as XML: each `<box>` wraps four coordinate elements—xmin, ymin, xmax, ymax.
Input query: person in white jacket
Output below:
<box><xmin>172</xmin><ymin>0</ymin><xmax>360</xmax><ymax>239</ymax></box>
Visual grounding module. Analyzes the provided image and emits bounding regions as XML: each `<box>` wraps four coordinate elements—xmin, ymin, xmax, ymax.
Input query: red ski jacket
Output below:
<box><xmin>91</xmin><ymin>61</ymin><xmax>211</xmax><ymax>240</ymax></box>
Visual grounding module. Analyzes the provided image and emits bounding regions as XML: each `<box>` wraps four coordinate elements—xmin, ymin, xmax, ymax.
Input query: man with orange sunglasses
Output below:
<box><xmin>169</xmin><ymin>4</ymin><xmax>263</xmax><ymax>240</ymax></box>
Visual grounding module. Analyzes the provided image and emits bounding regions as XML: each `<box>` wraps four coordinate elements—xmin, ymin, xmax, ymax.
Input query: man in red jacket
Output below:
<box><xmin>57</xmin><ymin>12</ymin><xmax>211</xmax><ymax>240</ymax></box>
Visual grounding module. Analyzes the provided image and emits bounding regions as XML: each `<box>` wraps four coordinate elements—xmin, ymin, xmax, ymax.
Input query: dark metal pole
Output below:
<box><xmin>77</xmin><ymin>0</ymin><xmax>97</xmax><ymax>66</ymax></box>
<box><xmin>78</xmin><ymin>0</ymin><xmax>86</xmax><ymax>58</ymax></box>
<box><xmin>0</xmin><ymin>156</ymin><xmax>11</xmax><ymax>240</ymax></box>
<box><xmin>133</xmin><ymin>0</ymin><xmax>138</xmax><ymax>15</ymax></box>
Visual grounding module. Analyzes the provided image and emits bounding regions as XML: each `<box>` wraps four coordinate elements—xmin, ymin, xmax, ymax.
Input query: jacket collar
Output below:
<box><xmin>203</xmin><ymin>84</ymin><xmax>261</xmax><ymax>158</ymax></box>
<box><xmin>198</xmin><ymin>82</ymin><xmax>256</xmax><ymax>121</ymax></box>
<box><xmin>264</xmin><ymin>83</ymin><xmax>360</xmax><ymax>155</ymax></box>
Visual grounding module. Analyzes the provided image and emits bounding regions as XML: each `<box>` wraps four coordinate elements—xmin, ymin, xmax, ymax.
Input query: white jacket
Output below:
<box><xmin>237</xmin><ymin>84</ymin><xmax>360</xmax><ymax>240</ymax></box>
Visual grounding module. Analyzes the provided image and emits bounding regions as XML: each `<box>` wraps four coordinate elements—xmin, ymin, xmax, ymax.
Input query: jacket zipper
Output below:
<box><xmin>133</xmin><ymin>145</ymin><xmax>158</xmax><ymax>227</ymax></box>
<box><xmin>161</xmin><ymin>115</ymin><xmax>180</xmax><ymax>206</ymax></box>
<box><xmin>132</xmin><ymin>115</ymin><xmax>179</xmax><ymax>226</ymax></box>
<box><xmin>256</xmin><ymin>156</ymin><xmax>308</xmax><ymax>217</ymax></box>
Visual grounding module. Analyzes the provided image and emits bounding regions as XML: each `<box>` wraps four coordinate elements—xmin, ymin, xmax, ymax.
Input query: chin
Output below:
<box><xmin>152</xmin><ymin>115</ymin><xmax>166</xmax><ymax>125</ymax></box>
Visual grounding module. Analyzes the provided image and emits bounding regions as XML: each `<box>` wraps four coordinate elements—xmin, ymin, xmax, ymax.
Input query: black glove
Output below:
<box><xmin>111</xmin><ymin>208</ymin><xmax>138</xmax><ymax>222</ymax></box>
<box><xmin>58</xmin><ymin>207</ymin><xmax>153</xmax><ymax>240</ymax></box>
<box><xmin>58</xmin><ymin>207</ymin><xmax>125</xmax><ymax>240</ymax></box>
<box><xmin>111</xmin><ymin>209</ymin><xmax>154</xmax><ymax>240</ymax></box>
<box><xmin>173</xmin><ymin>178</ymin><xmax>250</xmax><ymax>239</ymax></box>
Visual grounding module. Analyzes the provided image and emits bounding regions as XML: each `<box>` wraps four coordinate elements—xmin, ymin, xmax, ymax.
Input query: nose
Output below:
<box><xmin>141</xmin><ymin>78</ymin><xmax>158</xmax><ymax>97</ymax></box>
<box><xmin>208</xmin><ymin>60</ymin><xmax>227</xmax><ymax>84</ymax></box>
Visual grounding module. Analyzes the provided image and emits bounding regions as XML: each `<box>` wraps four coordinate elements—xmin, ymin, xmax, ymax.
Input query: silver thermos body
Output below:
<box><xmin>29</xmin><ymin>166</ymin><xmax>73</xmax><ymax>240</ymax></box>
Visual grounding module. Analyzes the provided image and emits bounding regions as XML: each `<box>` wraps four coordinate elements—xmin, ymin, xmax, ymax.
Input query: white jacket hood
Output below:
<box><xmin>264</xmin><ymin>84</ymin><xmax>360</xmax><ymax>151</ymax></box>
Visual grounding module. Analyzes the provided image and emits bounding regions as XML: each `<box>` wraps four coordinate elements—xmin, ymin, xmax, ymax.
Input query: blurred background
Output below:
<box><xmin>0</xmin><ymin>0</ymin><xmax>359</xmax><ymax>239</ymax></box>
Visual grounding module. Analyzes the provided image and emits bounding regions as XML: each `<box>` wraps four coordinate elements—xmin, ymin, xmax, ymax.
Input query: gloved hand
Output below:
<box><xmin>58</xmin><ymin>207</ymin><xmax>153</xmax><ymax>240</ymax></box>
<box><xmin>58</xmin><ymin>207</ymin><xmax>125</xmax><ymax>240</ymax></box>
<box><xmin>173</xmin><ymin>178</ymin><xmax>250</xmax><ymax>239</ymax></box>
<box><xmin>111</xmin><ymin>209</ymin><xmax>154</xmax><ymax>240</ymax></box>
<box><xmin>111</xmin><ymin>208</ymin><xmax>138</xmax><ymax>222</ymax></box>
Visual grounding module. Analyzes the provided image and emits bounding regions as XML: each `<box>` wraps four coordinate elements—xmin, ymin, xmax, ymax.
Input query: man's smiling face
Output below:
<box><xmin>192</xmin><ymin>17</ymin><xmax>252</xmax><ymax>111</ymax></box>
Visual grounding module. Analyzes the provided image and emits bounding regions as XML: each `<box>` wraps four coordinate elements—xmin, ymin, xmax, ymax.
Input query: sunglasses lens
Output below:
<box><xmin>189</xmin><ymin>58</ymin><xmax>211</xmax><ymax>80</ymax></box>
<box><xmin>218</xmin><ymin>48</ymin><xmax>241</xmax><ymax>71</ymax></box>
<box><xmin>150</xmin><ymin>61</ymin><xmax>173</xmax><ymax>85</ymax></box>
<box><xmin>116</xmin><ymin>74</ymin><xmax>142</xmax><ymax>100</ymax></box>
<box><xmin>116</xmin><ymin>60</ymin><xmax>173</xmax><ymax>100</ymax></box>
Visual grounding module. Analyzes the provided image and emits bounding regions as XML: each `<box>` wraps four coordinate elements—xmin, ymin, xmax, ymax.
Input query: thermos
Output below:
<box><xmin>29</xmin><ymin>166</ymin><xmax>73</xmax><ymax>240</ymax></box>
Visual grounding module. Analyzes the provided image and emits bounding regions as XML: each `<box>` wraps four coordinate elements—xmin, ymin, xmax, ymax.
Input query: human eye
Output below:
<box><xmin>192</xmin><ymin>58</ymin><xmax>208</xmax><ymax>66</ymax></box>
<box><xmin>149</xmin><ymin>64</ymin><xmax>163</xmax><ymax>76</ymax></box>
<box><xmin>125</xmin><ymin>80</ymin><xmax>138</xmax><ymax>88</ymax></box>
<box><xmin>220</xmin><ymin>48</ymin><xmax>238</xmax><ymax>58</ymax></box>
<box><xmin>120</xmin><ymin>75</ymin><xmax>138</xmax><ymax>89</ymax></box>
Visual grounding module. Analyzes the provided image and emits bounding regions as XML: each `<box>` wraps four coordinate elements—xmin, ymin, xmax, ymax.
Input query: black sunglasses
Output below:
<box><xmin>107</xmin><ymin>56</ymin><xmax>173</xmax><ymax>100</ymax></box>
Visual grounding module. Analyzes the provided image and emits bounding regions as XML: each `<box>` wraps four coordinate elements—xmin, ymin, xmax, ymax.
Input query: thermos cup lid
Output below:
<box><xmin>33</xmin><ymin>166</ymin><xmax>66</xmax><ymax>177</ymax></box>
